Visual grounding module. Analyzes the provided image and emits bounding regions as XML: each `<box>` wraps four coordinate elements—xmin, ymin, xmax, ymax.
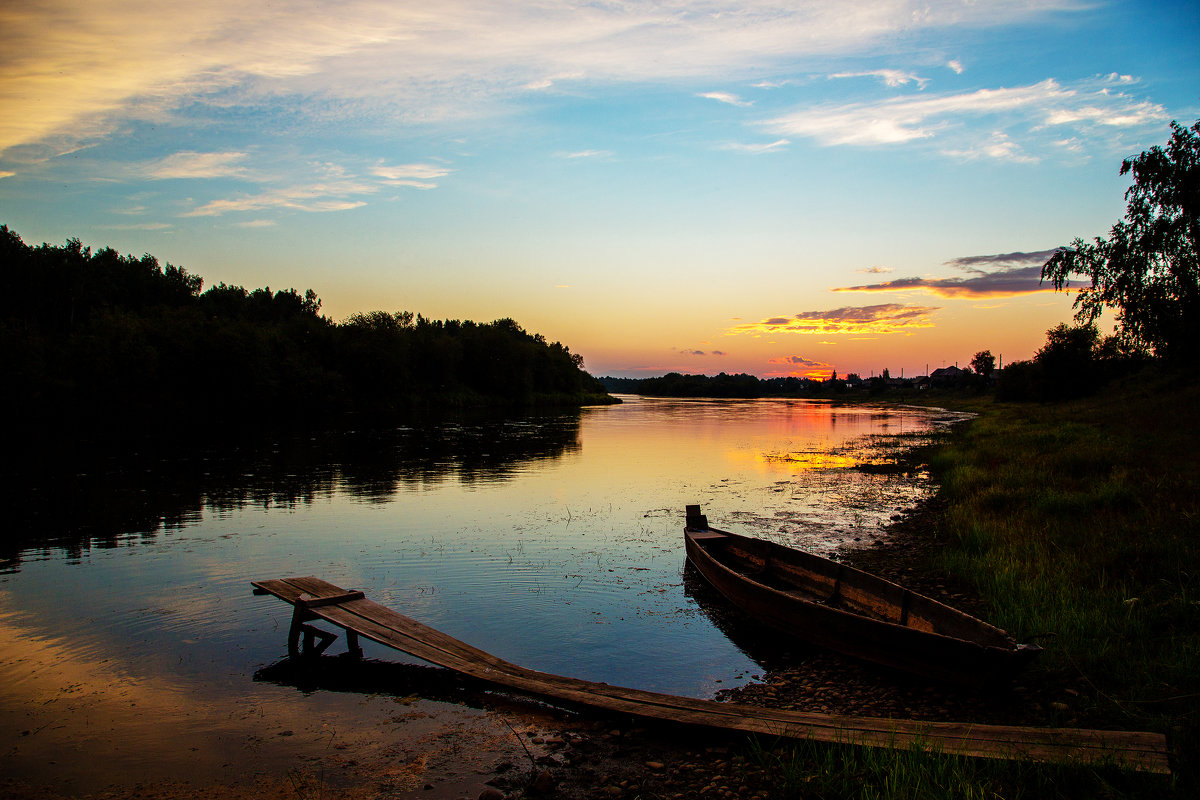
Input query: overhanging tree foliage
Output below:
<box><xmin>1042</xmin><ymin>120</ymin><xmax>1200</xmax><ymax>361</ymax></box>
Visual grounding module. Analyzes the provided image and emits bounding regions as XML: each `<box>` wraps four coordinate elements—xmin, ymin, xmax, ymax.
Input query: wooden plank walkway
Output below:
<box><xmin>251</xmin><ymin>576</ymin><xmax>1171</xmax><ymax>774</ymax></box>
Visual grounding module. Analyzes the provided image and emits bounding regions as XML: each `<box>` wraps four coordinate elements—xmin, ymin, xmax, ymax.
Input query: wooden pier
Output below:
<box><xmin>251</xmin><ymin>576</ymin><xmax>1170</xmax><ymax>774</ymax></box>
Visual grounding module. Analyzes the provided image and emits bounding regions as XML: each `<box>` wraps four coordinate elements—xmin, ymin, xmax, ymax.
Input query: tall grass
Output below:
<box><xmin>742</xmin><ymin>734</ymin><xmax>1170</xmax><ymax>800</ymax></box>
<box><xmin>929</xmin><ymin>371</ymin><xmax>1199</xmax><ymax>787</ymax></box>
<box><xmin>931</xmin><ymin>375</ymin><xmax>1199</xmax><ymax>702</ymax></box>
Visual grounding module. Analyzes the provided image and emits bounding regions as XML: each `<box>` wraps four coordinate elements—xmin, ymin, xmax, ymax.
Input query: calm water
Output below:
<box><xmin>0</xmin><ymin>397</ymin><xmax>966</xmax><ymax>791</ymax></box>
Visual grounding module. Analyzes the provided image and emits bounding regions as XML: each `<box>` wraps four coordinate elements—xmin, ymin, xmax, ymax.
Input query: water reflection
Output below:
<box><xmin>0</xmin><ymin>396</ymin><xmax>969</xmax><ymax>792</ymax></box>
<box><xmin>681</xmin><ymin>561</ymin><xmax>816</xmax><ymax>671</ymax></box>
<box><xmin>2</xmin><ymin>412</ymin><xmax>583</xmax><ymax>569</ymax></box>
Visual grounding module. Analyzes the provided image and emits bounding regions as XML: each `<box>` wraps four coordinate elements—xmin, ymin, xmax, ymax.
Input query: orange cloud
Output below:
<box><xmin>765</xmin><ymin>354</ymin><xmax>834</xmax><ymax>380</ymax></box>
<box><xmin>729</xmin><ymin>303</ymin><xmax>940</xmax><ymax>336</ymax></box>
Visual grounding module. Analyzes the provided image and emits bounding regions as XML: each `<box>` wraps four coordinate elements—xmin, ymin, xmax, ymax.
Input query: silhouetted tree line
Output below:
<box><xmin>637</xmin><ymin>372</ymin><xmax>767</xmax><ymax>397</ymax></box>
<box><xmin>0</xmin><ymin>226</ymin><xmax>612</xmax><ymax>434</ymax></box>
<box><xmin>601</xmin><ymin>372</ymin><xmax>826</xmax><ymax>398</ymax></box>
<box><xmin>996</xmin><ymin>323</ymin><xmax>1148</xmax><ymax>402</ymax></box>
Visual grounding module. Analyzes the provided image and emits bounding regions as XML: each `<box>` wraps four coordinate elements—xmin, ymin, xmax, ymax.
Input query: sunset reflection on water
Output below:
<box><xmin>0</xmin><ymin>396</ymin><xmax>968</xmax><ymax>792</ymax></box>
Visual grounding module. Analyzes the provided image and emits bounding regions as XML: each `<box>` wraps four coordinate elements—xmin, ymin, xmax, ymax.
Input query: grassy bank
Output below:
<box><xmin>738</xmin><ymin>370</ymin><xmax>1197</xmax><ymax>798</ymax></box>
<box><xmin>931</xmin><ymin>371</ymin><xmax>1198</xmax><ymax>763</ymax></box>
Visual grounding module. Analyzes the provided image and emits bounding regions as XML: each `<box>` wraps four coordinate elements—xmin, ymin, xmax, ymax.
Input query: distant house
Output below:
<box><xmin>929</xmin><ymin>365</ymin><xmax>970</xmax><ymax>386</ymax></box>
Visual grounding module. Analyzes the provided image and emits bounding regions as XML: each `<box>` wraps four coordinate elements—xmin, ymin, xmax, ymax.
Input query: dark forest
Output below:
<box><xmin>1</xmin><ymin>226</ymin><xmax>614</xmax><ymax>436</ymax></box>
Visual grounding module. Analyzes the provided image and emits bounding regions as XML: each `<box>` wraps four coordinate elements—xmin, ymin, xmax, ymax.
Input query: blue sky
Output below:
<box><xmin>1</xmin><ymin>0</ymin><xmax>1197</xmax><ymax>378</ymax></box>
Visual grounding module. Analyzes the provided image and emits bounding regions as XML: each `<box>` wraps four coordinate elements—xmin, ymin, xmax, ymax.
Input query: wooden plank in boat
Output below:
<box><xmin>686</xmin><ymin>530</ymin><xmax>728</xmax><ymax>541</ymax></box>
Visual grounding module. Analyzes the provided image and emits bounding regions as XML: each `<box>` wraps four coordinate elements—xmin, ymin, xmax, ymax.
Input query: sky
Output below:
<box><xmin>1</xmin><ymin>1</ymin><xmax>1197</xmax><ymax>379</ymax></box>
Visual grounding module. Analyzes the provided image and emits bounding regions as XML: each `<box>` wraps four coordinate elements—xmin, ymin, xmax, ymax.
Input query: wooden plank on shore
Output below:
<box><xmin>250</xmin><ymin>576</ymin><xmax>1171</xmax><ymax>774</ymax></box>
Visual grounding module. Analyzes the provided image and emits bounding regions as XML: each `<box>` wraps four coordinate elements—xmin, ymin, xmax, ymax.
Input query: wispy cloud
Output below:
<box><xmin>698</xmin><ymin>91</ymin><xmax>753</xmax><ymax>107</ymax></box>
<box><xmin>858</xmin><ymin>265</ymin><xmax>893</xmax><ymax>274</ymax></box>
<box><xmin>184</xmin><ymin>180</ymin><xmax>375</xmax><ymax>216</ymax></box>
<box><xmin>947</xmin><ymin>60</ymin><xmax>964</xmax><ymax>74</ymax></box>
<box><xmin>729</xmin><ymin>304</ymin><xmax>941</xmax><ymax>336</ymax></box>
<box><xmin>101</xmin><ymin>222</ymin><xmax>173</xmax><ymax>231</ymax></box>
<box><xmin>830</xmin><ymin>70</ymin><xmax>928</xmax><ymax>89</ymax></box>
<box><xmin>0</xmin><ymin>170</ymin><xmax>14</xmax><ymax>179</ymax></box>
<box><xmin>555</xmin><ymin>149</ymin><xmax>614</xmax><ymax>159</ymax></box>
<box><xmin>943</xmin><ymin>130</ymin><xmax>1038</xmax><ymax>163</ymax></box>
<box><xmin>0</xmin><ymin>1</ymin><xmax>1095</xmax><ymax>155</ymax></box>
<box><xmin>144</xmin><ymin>151</ymin><xmax>249</xmax><ymax>179</ymax></box>
<box><xmin>722</xmin><ymin>139</ymin><xmax>790</xmax><ymax>154</ymax></box>
<box><xmin>175</xmin><ymin>158</ymin><xmax>449</xmax><ymax>216</ymax></box>
<box><xmin>763</xmin><ymin>76</ymin><xmax>1166</xmax><ymax>157</ymax></box>
<box><xmin>369</xmin><ymin>161</ymin><xmax>452</xmax><ymax>189</ymax></box>
<box><xmin>833</xmin><ymin>249</ymin><xmax>1062</xmax><ymax>297</ymax></box>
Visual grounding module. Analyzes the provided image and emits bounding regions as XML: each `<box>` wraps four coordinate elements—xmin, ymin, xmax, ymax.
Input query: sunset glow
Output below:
<box><xmin>1</xmin><ymin>1</ymin><xmax>1196</xmax><ymax>379</ymax></box>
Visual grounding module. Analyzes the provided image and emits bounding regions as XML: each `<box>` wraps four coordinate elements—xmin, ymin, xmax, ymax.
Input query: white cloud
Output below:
<box><xmin>947</xmin><ymin>60</ymin><xmax>964</xmax><ymax>74</ymax></box>
<box><xmin>370</xmin><ymin>162</ymin><xmax>452</xmax><ymax>181</ymax></box>
<box><xmin>1042</xmin><ymin>105</ymin><xmax>1161</xmax><ymax>127</ymax></box>
<box><xmin>698</xmin><ymin>91</ymin><xmax>753</xmax><ymax>107</ymax></box>
<box><xmin>752</xmin><ymin>78</ymin><xmax>804</xmax><ymax>89</ymax></box>
<box><xmin>722</xmin><ymin>139</ymin><xmax>790</xmax><ymax>154</ymax></box>
<box><xmin>184</xmin><ymin>179</ymin><xmax>376</xmax><ymax>216</ymax></box>
<box><xmin>556</xmin><ymin>150</ymin><xmax>613</xmax><ymax>159</ymax></box>
<box><xmin>763</xmin><ymin>77</ymin><xmax>1167</xmax><ymax>155</ymax></box>
<box><xmin>0</xmin><ymin>1</ymin><xmax>1095</xmax><ymax>154</ymax></box>
<box><xmin>369</xmin><ymin>162</ymin><xmax>452</xmax><ymax>188</ymax></box>
<box><xmin>145</xmin><ymin>151</ymin><xmax>249</xmax><ymax>179</ymax></box>
<box><xmin>830</xmin><ymin>70</ymin><xmax>928</xmax><ymax>89</ymax></box>
<box><xmin>165</xmin><ymin>158</ymin><xmax>447</xmax><ymax>217</ymax></box>
<box><xmin>943</xmin><ymin>131</ymin><xmax>1039</xmax><ymax>163</ymax></box>
<box><xmin>102</xmin><ymin>222</ymin><xmax>173</xmax><ymax>230</ymax></box>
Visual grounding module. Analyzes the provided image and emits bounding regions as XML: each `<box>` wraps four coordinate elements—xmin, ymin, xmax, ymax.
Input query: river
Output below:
<box><xmin>0</xmin><ymin>396</ymin><xmax>966</xmax><ymax>795</ymax></box>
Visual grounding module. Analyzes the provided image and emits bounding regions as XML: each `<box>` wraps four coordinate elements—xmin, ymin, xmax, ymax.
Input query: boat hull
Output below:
<box><xmin>684</xmin><ymin>510</ymin><xmax>1040</xmax><ymax>687</ymax></box>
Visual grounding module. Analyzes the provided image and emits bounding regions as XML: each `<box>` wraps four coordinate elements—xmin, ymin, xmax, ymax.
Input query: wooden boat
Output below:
<box><xmin>684</xmin><ymin>505</ymin><xmax>1042</xmax><ymax>687</ymax></box>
